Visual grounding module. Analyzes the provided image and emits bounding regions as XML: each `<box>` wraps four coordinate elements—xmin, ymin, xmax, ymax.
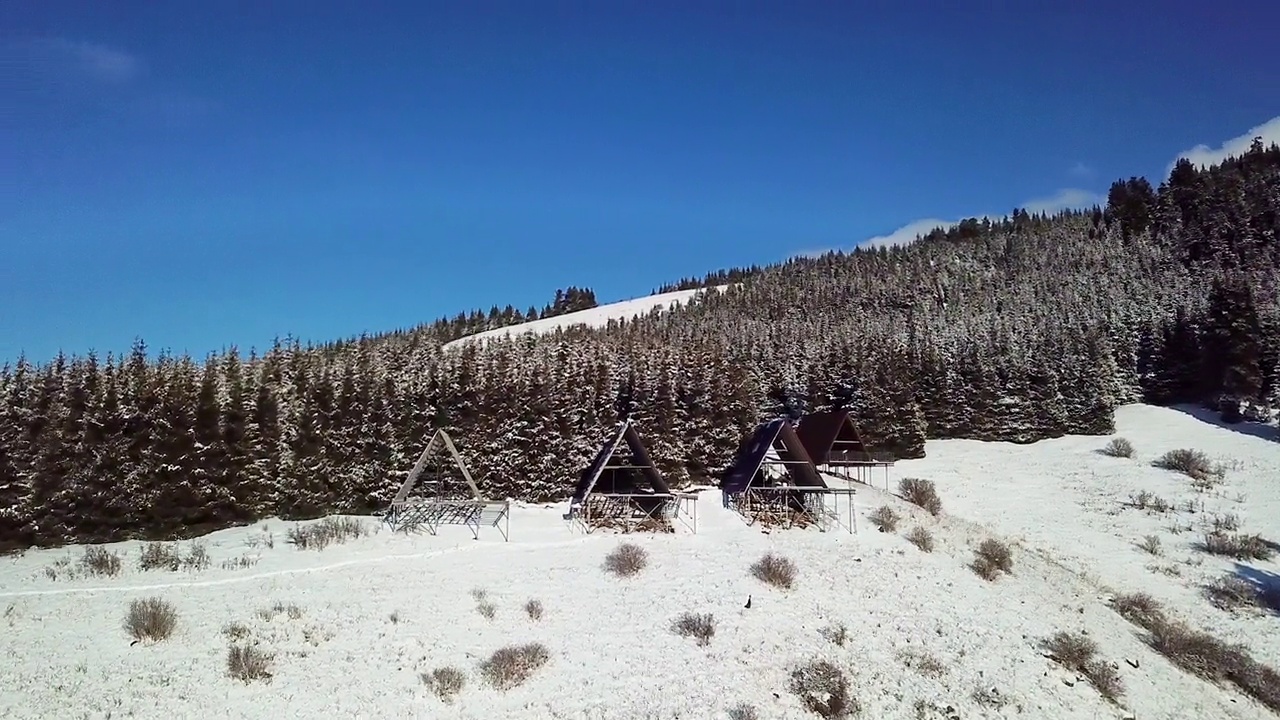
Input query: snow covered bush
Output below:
<box><xmin>286</xmin><ymin>517</ymin><xmax>368</xmax><ymax>550</ymax></box>
<box><xmin>125</xmin><ymin>597</ymin><xmax>177</xmax><ymax>643</ymax></box>
<box><xmin>1199</xmin><ymin>531</ymin><xmax>1274</xmax><ymax>560</ymax></box>
<box><xmin>898</xmin><ymin>478</ymin><xmax>942</xmax><ymax>516</ymax></box>
<box><xmin>789</xmin><ymin>659</ymin><xmax>856</xmax><ymax>718</ymax></box>
<box><xmin>905</xmin><ymin>527</ymin><xmax>934</xmax><ymax>552</ymax></box>
<box><xmin>479</xmin><ymin>643</ymin><xmax>550</xmax><ymax>690</ymax></box>
<box><xmin>1153</xmin><ymin>448</ymin><xmax>1220</xmax><ymax>483</ymax></box>
<box><xmin>1138</xmin><ymin>535</ymin><xmax>1162</xmax><ymax>555</ymax></box>
<box><xmin>138</xmin><ymin>543</ymin><xmax>182</xmax><ymax>571</ymax></box>
<box><xmin>421</xmin><ymin>666</ymin><xmax>466</xmax><ymax>703</ymax></box>
<box><xmin>727</xmin><ymin>703</ymin><xmax>760</xmax><ymax>720</ymax></box>
<box><xmin>227</xmin><ymin>644</ymin><xmax>273</xmax><ymax>683</ymax></box>
<box><xmin>1101</xmin><ymin>437</ymin><xmax>1135</xmax><ymax>458</ymax></box>
<box><xmin>604</xmin><ymin>542</ymin><xmax>648</xmax><ymax>577</ymax></box>
<box><xmin>1204</xmin><ymin>574</ymin><xmax>1265</xmax><ymax>612</ymax></box>
<box><xmin>971</xmin><ymin>539</ymin><xmax>1014</xmax><ymax>581</ymax></box>
<box><xmin>524</xmin><ymin>599</ymin><xmax>543</xmax><ymax>621</ymax></box>
<box><xmin>1041</xmin><ymin>631</ymin><xmax>1124</xmax><ymax>702</ymax></box>
<box><xmin>81</xmin><ymin>546</ymin><xmax>121</xmax><ymax>577</ymax></box>
<box><xmin>868</xmin><ymin>505</ymin><xmax>900</xmax><ymax>532</ymax></box>
<box><xmin>671</xmin><ymin>612</ymin><xmax>716</xmax><ymax>646</ymax></box>
<box><xmin>751</xmin><ymin>553</ymin><xmax>797</xmax><ymax>589</ymax></box>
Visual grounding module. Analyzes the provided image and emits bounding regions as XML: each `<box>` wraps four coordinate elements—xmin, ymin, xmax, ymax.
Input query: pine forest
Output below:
<box><xmin>2</xmin><ymin>142</ymin><xmax>1278</xmax><ymax>551</ymax></box>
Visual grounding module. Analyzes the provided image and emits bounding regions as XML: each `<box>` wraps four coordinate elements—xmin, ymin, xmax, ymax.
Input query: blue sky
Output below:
<box><xmin>2</xmin><ymin>1</ymin><xmax>1278</xmax><ymax>364</ymax></box>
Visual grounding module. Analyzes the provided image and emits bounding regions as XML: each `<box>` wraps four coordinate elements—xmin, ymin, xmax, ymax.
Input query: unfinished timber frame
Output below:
<box><xmin>382</xmin><ymin>429</ymin><xmax>510</xmax><ymax>541</ymax></box>
<box><xmin>568</xmin><ymin>418</ymin><xmax>698</xmax><ymax>534</ymax></box>
<box><xmin>797</xmin><ymin>409</ymin><xmax>896</xmax><ymax>490</ymax></box>
<box><xmin>721</xmin><ymin>417</ymin><xmax>857</xmax><ymax>533</ymax></box>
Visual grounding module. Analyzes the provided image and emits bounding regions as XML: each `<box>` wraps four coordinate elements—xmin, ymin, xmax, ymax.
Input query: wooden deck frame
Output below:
<box><xmin>381</xmin><ymin>428</ymin><xmax>510</xmax><ymax>541</ymax></box>
<box><xmin>574</xmin><ymin>492</ymin><xmax>699</xmax><ymax>534</ymax></box>
<box><xmin>725</xmin><ymin>485</ymin><xmax>857</xmax><ymax>534</ymax></box>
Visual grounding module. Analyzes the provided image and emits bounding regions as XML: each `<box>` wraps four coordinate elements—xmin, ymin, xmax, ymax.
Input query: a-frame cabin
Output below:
<box><xmin>721</xmin><ymin>417</ymin><xmax>855</xmax><ymax>532</ymax></box>
<box><xmin>797</xmin><ymin>409</ymin><xmax>895</xmax><ymax>486</ymax></box>
<box><xmin>382</xmin><ymin>428</ymin><xmax>509</xmax><ymax>540</ymax></box>
<box><xmin>569</xmin><ymin>418</ymin><xmax>694</xmax><ymax>533</ymax></box>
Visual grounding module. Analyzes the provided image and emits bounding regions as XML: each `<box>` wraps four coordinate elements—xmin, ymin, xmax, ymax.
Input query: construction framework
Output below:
<box><xmin>721</xmin><ymin>417</ymin><xmax>858</xmax><ymax>533</ymax></box>
<box><xmin>567</xmin><ymin>418</ymin><xmax>698</xmax><ymax>534</ymax></box>
<box><xmin>382</xmin><ymin>429</ymin><xmax>510</xmax><ymax>541</ymax></box>
<box><xmin>797</xmin><ymin>409</ymin><xmax>896</xmax><ymax>490</ymax></box>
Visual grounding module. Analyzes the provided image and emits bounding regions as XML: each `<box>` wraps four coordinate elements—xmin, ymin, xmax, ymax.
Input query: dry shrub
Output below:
<box><xmin>1204</xmin><ymin>575</ymin><xmax>1263</xmax><ymax>612</ymax></box>
<box><xmin>1210</xmin><ymin>513</ymin><xmax>1241</xmax><ymax>532</ymax></box>
<box><xmin>227</xmin><ymin>643</ymin><xmax>273</xmax><ymax>683</ymax></box>
<box><xmin>905</xmin><ymin>526</ymin><xmax>934</xmax><ymax>552</ymax></box>
<box><xmin>898</xmin><ymin>648</ymin><xmax>946</xmax><ymax>678</ymax></box>
<box><xmin>820</xmin><ymin>622</ymin><xmax>849</xmax><ymax>647</ymax></box>
<box><xmin>789</xmin><ymin>659</ymin><xmax>857</xmax><ymax>718</ymax></box>
<box><xmin>898</xmin><ymin>478</ymin><xmax>942</xmax><ymax>516</ymax></box>
<box><xmin>138</xmin><ymin>543</ymin><xmax>182</xmax><ymax>571</ymax></box>
<box><xmin>524</xmin><ymin>599</ymin><xmax>544</xmax><ymax>621</ymax></box>
<box><xmin>727</xmin><ymin>703</ymin><xmax>760</xmax><ymax>720</ymax></box>
<box><xmin>125</xmin><ymin>597</ymin><xmax>177</xmax><ymax>642</ymax></box>
<box><xmin>183</xmin><ymin>542</ymin><xmax>210</xmax><ymax>571</ymax></box>
<box><xmin>479</xmin><ymin>643</ymin><xmax>551</xmax><ymax>690</ymax></box>
<box><xmin>221</xmin><ymin>554</ymin><xmax>258</xmax><ymax>570</ymax></box>
<box><xmin>604</xmin><ymin>542</ymin><xmax>648</xmax><ymax>577</ymax></box>
<box><xmin>1101</xmin><ymin>437</ymin><xmax>1135</xmax><ymax>458</ymax></box>
<box><xmin>970</xmin><ymin>685</ymin><xmax>1009</xmax><ymax>709</ymax></box>
<box><xmin>1128</xmin><ymin>491</ymin><xmax>1171</xmax><ymax>513</ymax></box>
<box><xmin>868</xmin><ymin>505</ymin><xmax>900</xmax><ymax>532</ymax></box>
<box><xmin>222</xmin><ymin>622</ymin><xmax>251</xmax><ymax>641</ymax></box>
<box><xmin>286</xmin><ymin>517</ymin><xmax>368</xmax><ymax>550</ymax></box>
<box><xmin>1199</xmin><ymin>532</ymin><xmax>1274</xmax><ymax>560</ymax></box>
<box><xmin>258</xmin><ymin>601</ymin><xmax>303</xmax><ymax>621</ymax></box>
<box><xmin>476</xmin><ymin>600</ymin><xmax>497</xmax><ymax>620</ymax></box>
<box><xmin>421</xmin><ymin>666</ymin><xmax>466</xmax><ymax>703</ymax></box>
<box><xmin>81</xmin><ymin>546</ymin><xmax>122</xmax><ymax>577</ymax></box>
<box><xmin>1041</xmin><ymin>631</ymin><xmax>1124</xmax><ymax>702</ymax></box>
<box><xmin>751</xmin><ymin>553</ymin><xmax>797</xmax><ymax>590</ymax></box>
<box><xmin>971</xmin><ymin>539</ymin><xmax>1013</xmax><ymax>581</ymax></box>
<box><xmin>1138</xmin><ymin>535</ymin><xmax>1162</xmax><ymax>555</ymax></box>
<box><xmin>1153</xmin><ymin>448</ymin><xmax>1220</xmax><ymax>483</ymax></box>
<box><xmin>671</xmin><ymin>612</ymin><xmax>716</xmax><ymax>646</ymax></box>
<box><xmin>1110</xmin><ymin>592</ymin><xmax>1280</xmax><ymax>711</ymax></box>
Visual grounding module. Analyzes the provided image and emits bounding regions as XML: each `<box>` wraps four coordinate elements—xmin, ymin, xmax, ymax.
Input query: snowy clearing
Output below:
<box><xmin>0</xmin><ymin>404</ymin><xmax>1277</xmax><ymax>719</ymax></box>
<box><xmin>442</xmin><ymin>285</ymin><xmax>730</xmax><ymax>349</ymax></box>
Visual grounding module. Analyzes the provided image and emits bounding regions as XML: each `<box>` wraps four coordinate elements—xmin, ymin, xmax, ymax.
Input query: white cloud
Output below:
<box><xmin>6</xmin><ymin>37</ymin><xmax>142</xmax><ymax>85</ymax></box>
<box><xmin>1021</xmin><ymin>188</ymin><xmax>1102</xmax><ymax>215</ymax></box>
<box><xmin>1168</xmin><ymin>115</ymin><xmax>1280</xmax><ymax>173</ymax></box>
<box><xmin>1068</xmin><ymin>162</ymin><xmax>1094</xmax><ymax>179</ymax></box>
<box><xmin>853</xmin><ymin>187</ymin><xmax>1100</xmax><ymax>251</ymax></box>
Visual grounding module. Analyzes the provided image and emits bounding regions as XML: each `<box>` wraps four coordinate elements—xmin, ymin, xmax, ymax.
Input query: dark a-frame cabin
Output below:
<box><xmin>569</xmin><ymin>418</ymin><xmax>693</xmax><ymax>533</ymax></box>
<box><xmin>797</xmin><ymin>409</ymin><xmax>895</xmax><ymax>487</ymax></box>
<box><xmin>720</xmin><ymin>417</ymin><xmax>853</xmax><ymax>531</ymax></box>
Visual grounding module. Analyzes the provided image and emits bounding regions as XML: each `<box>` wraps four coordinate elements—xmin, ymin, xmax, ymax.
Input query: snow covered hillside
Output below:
<box><xmin>443</xmin><ymin>285</ymin><xmax>730</xmax><ymax>349</ymax></box>
<box><xmin>1</xmin><ymin>405</ymin><xmax>1277</xmax><ymax>719</ymax></box>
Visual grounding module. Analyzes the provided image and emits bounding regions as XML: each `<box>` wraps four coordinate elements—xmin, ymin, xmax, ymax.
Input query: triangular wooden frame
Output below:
<box><xmin>391</xmin><ymin>428</ymin><xmax>482</xmax><ymax>504</ymax></box>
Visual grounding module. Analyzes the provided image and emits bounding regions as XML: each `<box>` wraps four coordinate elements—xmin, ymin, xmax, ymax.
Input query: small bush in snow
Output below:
<box><xmin>1127</xmin><ymin>491</ymin><xmax>1171</xmax><ymax>513</ymax></box>
<box><xmin>671</xmin><ymin>612</ymin><xmax>716</xmax><ymax>646</ymax></box>
<box><xmin>476</xmin><ymin>600</ymin><xmax>497</xmax><ymax>620</ymax></box>
<box><xmin>1138</xmin><ymin>535</ymin><xmax>1162</xmax><ymax>555</ymax></box>
<box><xmin>227</xmin><ymin>643</ymin><xmax>273</xmax><ymax>683</ymax></box>
<box><xmin>751</xmin><ymin>553</ymin><xmax>797</xmax><ymax>590</ymax></box>
<box><xmin>1204</xmin><ymin>575</ymin><xmax>1264</xmax><ymax>612</ymax></box>
<box><xmin>125</xmin><ymin>597</ymin><xmax>177</xmax><ymax>642</ymax></box>
<box><xmin>727</xmin><ymin>703</ymin><xmax>761</xmax><ymax>720</ymax></box>
<box><xmin>221</xmin><ymin>554</ymin><xmax>258</xmax><ymax>570</ymax></box>
<box><xmin>897</xmin><ymin>648</ymin><xmax>946</xmax><ymax>678</ymax></box>
<box><xmin>905</xmin><ymin>526</ymin><xmax>934</xmax><ymax>552</ymax></box>
<box><xmin>604</xmin><ymin>542</ymin><xmax>648</xmax><ymax>577</ymax></box>
<box><xmin>421</xmin><ymin>666</ymin><xmax>466</xmax><ymax>703</ymax></box>
<box><xmin>1101</xmin><ymin>437</ymin><xmax>1135</xmax><ymax>458</ymax></box>
<box><xmin>868</xmin><ymin>505</ymin><xmax>900</xmax><ymax>533</ymax></box>
<box><xmin>286</xmin><ymin>517</ymin><xmax>368</xmax><ymax>550</ymax></box>
<box><xmin>479</xmin><ymin>643</ymin><xmax>551</xmax><ymax>690</ymax></box>
<box><xmin>820</xmin><ymin>622</ymin><xmax>849</xmax><ymax>647</ymax></box>
<box><xmin>789</xmin><ymin>659</ymin><xmax>857</xmax><ymax>718</ymax></box>
<box><xmin>1110</xmin><ymin>592</ymin><xmax>1165</xmax><ymax>629</ymax></box>
<box><xmin>183</xmin><ymin>542</ymin><xmax>210</xmax><ymax>571</ymax></box>
<box><xmin>222</xmin><ymin>622</ymin><xmax>251</xmax><ymax>641</ymax></box>
<box><xmin>81</xmin><ymin>546</ymin><xmax>122</xmax><ymax>577</ymax></box>
<box><xmin>970</xmin><ymin>685</ymin><xmax>1010</xmax><ymax>709</ymax></box>
<box><xmin>1209</xmin><ymin>513</ymin><xmax>1241</xmax><ymax>532</ymax></box>
<box><xmin>1041</xmin><ymin>631</ymin><xmax>1124</xmax><ymax>702</ymax></box>
<box><xmin>1153</xmin><ymin>448</ymin><xmax>1220</xmax><ymax>483</ymax></box>
<box><xmin>898</xmin><ymin>478</ymin><xmax>942</xmax><ymax>516</ymax></box>
<box><xmin>524</xmin><ymin>599</ymin><xmax>543</xmax><ymax>621</ymax></box>
<box><xmin>971</xmin><ymin>539</ymin><xmax>1013</xmax><ymax>581</ymax></box>
<box><xmin>1199</xmin><ymin>532</ymin><xmax>1274</xmax><ymax>561</ymax></box>
<box><xmin>138</xmin><ymin>542</ymin><xmax>182</xmax><ymax>571</ymax></box>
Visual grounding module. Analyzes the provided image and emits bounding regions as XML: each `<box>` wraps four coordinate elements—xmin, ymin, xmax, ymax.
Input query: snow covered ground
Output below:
<box><xmin>0</xmin><ymin>404</ymin><xmax>1277</xmax><ymax>719</ymax></box>
<box><xmin>442</xmin><ymin>285</ymin><xmax>730</xmax><ymax>349</ymax></box>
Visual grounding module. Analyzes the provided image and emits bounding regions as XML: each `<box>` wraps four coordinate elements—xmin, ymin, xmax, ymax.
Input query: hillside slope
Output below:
<box><xmin>442</xmin><ymin>285</ymin><xmax>729</xmax><ymax>349</ymax></box>
<box><xmin>1</xmin><ymin>406</ymin><xmax>1276</xmax><ymax>719</ymax></box>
